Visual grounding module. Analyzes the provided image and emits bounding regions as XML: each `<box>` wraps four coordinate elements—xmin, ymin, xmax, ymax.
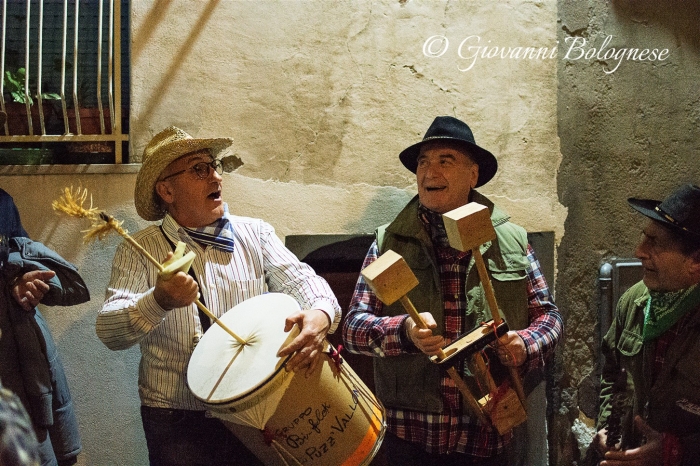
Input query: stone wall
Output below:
<box><xmin>554</xmin><ymin>0</ymin><xmax>700</xmax><ymax>463</ymax></box>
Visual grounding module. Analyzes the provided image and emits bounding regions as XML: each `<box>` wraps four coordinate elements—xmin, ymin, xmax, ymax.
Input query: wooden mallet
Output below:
<box><xmin>361</xmin><ymin>250</ymin><xmax>488</xmax><ymax>424</ymax></box>
<box><xmin>442</xmin><ymin>202</ymin><xmax>528</xmax><ymax>409</ymax></box>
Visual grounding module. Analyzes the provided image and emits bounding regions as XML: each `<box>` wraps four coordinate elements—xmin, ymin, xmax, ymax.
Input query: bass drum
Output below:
<box><xmin>187</xmin><ymin>292</ymin><xmax>385</xmax><ymax>466</ymax></box>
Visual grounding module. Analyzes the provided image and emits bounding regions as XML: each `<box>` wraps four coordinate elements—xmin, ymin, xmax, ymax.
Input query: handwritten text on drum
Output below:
<box><xmin>276</xmin><ymin>390</ymin><xmax>361</xmax><ymax>463</ymax></box>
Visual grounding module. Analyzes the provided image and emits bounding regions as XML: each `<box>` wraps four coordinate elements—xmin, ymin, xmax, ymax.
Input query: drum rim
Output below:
<box><xmin>187</xmin><ymin>292</ymin><xmax>301</xmax><ymax>407</ymax></box>
<box><xmin>192</xmin><ymin>352</ymin><xmax>293</xmax><ymax>407</ymax></box>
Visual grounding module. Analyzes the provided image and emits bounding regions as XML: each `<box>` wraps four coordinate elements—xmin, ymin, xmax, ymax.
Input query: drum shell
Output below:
<box><xmin>186</xmin><ymin>293</ymin><xmax>385</xmax><ymax>466</ymax></box>
<box><xmin>219</xmin><ymin>350</ymin><xmax>385</xmax><ymax>466</ymax></box>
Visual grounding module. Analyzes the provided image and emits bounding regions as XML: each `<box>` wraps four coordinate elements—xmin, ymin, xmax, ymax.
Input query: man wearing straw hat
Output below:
<box><xmin>343</xmin><ymin>116</ymin><xmax>562</xmax><ymax>465</ymax></box>
<box><xmin>97</xmin><ymin>126</ymin><xmax>341</xmax><ymax>466</ymax></box>
<box><xmin>592</xmin><ymin>184</ymin><xmax>700</xmax><ymax>465</ymax></box>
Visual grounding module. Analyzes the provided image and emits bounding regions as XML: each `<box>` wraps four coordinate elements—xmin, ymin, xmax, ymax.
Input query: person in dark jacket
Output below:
<box><xmin>593</xmin><ymin>184</ymin><xmax>700</xmax><ymax>466</ymax></box>
<box><xmin>0</xmin><ymin>188</ymin><xmax>90</xmax><ymax>466</ymax></box>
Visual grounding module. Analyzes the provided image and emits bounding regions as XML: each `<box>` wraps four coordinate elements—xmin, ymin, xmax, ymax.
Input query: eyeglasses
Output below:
<box><xmin>159</xmin><ymin>159</ymin><xmax>223</xmax><ymax>182</ymax></box>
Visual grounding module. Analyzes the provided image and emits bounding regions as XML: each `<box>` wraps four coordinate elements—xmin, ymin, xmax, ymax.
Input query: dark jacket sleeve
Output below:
<box><xmin>2</xmin><ymin>237</ymin><xmax>86</xmax><ymax>462</ymax></box>
<box><xmin>4</xmin><ymin>237</ymin><xmax>90</xmax><ymax>306</ymax></box>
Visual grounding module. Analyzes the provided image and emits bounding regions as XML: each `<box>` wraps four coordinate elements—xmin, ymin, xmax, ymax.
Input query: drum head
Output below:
<box><xmin>187</xmin><ymin>293</ymin><xmax>301</xmax><ymax>409</ymax></box>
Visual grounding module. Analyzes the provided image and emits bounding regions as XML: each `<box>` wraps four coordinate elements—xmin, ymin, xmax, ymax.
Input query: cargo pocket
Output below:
<box><xmin>617</xmin><ymin>329</ymin><xmax>643</xmax><ymax>357</ymax></box>
<box><xmin>374</xmin><ymin>355</ymin><xmax>443</xmax><ymax>413</ymax></box>
<box><xmin>488</xmin><ymin>258</ymin><xmax>528</xmax><ymax>329</ymax></box>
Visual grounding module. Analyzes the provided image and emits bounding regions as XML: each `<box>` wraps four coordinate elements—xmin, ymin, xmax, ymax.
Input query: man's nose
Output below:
<box><xmin>423</xmin><ymin>162</ymin><xmax>439</xmax><ymax>177</ymax></box>
<box><xmin>634</xmin><ymin>241</ymin><xmax>649</xmax><ymax>260</ymax></box>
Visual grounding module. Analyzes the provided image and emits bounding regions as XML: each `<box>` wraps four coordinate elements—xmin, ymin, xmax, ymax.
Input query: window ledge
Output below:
<box><xmin>0</xmin><ymin>164</ymin><xmax>141</xmax><ymax>176</ymax></box>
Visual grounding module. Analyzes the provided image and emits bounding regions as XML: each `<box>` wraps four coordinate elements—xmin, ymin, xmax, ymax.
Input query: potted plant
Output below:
<box><xmin>3</xmin><ymin>67</ymin><xmax>61</xmax><ymax>135</ymax></box>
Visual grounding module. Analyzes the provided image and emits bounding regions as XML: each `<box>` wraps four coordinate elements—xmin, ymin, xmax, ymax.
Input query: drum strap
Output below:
<box><xmin>160</xmin><ymin>227</ymin><xmax>211</xmax><ymax>332</ymax></box>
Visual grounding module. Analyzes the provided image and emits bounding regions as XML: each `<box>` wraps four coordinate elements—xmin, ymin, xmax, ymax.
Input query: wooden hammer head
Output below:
<box><xmin>360</xmin><ymin>249</ymin><xmax>418</xmax><ymax>305</ymax></box>
<box><xmin>443</xmin><ymin>202</ymin><xmax>496</xmax><ymax>252</ymax></box>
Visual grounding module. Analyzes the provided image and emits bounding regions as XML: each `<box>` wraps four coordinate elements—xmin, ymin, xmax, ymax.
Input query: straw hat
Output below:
<box><xmin>135</xmin><ymin>126</ymin><xmax>233</xmax><ymax>221</ymax></box>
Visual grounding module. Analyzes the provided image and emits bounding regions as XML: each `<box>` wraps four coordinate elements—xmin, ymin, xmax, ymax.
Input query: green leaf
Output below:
<box><xmin>39</xmin><ymin>92</ymin><xmax>61</xmax><ymax>100</ymax></box>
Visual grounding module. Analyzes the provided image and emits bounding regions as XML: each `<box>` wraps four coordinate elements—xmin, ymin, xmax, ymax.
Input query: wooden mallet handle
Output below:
<box><xmin>443</xmin><ymin>203</ymin><xmax>527</xmax><ymax>409</ymax></box>
<box><xmin>398</xmin><ymin>296</ymin><xmax>489</xmax><ymax>423</ymax></box>
<box><xmin>361</xmin><ymin>251</ymin><xmax>488</xmax><ymax>424</ymax></box>
<box><xmin>472</xmin><ymin>248</ymin><xmax>527</xmax><ymax>408</ymax></box>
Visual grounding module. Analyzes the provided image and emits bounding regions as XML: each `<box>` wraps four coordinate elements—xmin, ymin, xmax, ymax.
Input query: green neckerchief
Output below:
<box><xmin>643</xmin><ymin>284</ymin><xmax>700</xmax><ymax>341</ymax></box>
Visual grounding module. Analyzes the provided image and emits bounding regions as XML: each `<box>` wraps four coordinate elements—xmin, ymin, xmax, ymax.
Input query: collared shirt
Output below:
<box><xmin>97</xmin><ymin>213</ymin><xmax>341</xmax><ymax>410</ymax></box>
<box><xmin>343</xmin><ymin>207</ymin><xmax>562</xmax><ymax>457</ymax></box>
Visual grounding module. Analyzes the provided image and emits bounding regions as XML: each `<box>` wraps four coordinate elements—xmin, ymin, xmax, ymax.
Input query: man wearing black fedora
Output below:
<box><xmin>343</xmin><ymin>116</ymin><xmax>562</xmax><ymax>465</ymax></box>
<box><xmin>593</xmin><ymin>184</ymin><xmax>700</xmax><ymax>465</ymax></box>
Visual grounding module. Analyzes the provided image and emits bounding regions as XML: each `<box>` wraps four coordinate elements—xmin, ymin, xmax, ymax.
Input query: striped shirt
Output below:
<box><xmin>342</xmin><ymin>208</ymin><xmax>562</xmax><ymax>457</ymax></box>
<box><xmin>97</xmin><ymin>213</ymin><xmax>341</xmax><ymax>410</ymax></box>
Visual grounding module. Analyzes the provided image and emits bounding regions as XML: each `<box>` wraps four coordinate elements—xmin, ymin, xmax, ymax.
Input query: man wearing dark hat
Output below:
<box><xmin>343</xmin><ymin>116</ymin><xmax>562</xmax><ymax>465</ymax></box>
<box><xmin>97</xmin><ymin>126</ymin><xmax>341</xmax><ymax>466</ymax></box>
<box><xmin>593</xmin><ymin>184</ymin><xmax>700</xmax><ymax>466</ymax></box>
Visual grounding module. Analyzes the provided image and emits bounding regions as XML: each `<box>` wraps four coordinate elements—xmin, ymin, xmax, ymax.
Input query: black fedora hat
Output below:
<box><xmin>399</xmin><ymin>116</ymin><xmax>498</xmax><ymax>187</ymax></box>
<box><xmin>628</xmin><ymin>183</ymin><xmax>700</xmax><ymax>238</ymax></box>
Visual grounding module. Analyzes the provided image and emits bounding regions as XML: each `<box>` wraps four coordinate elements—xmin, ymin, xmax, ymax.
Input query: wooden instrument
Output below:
<box><xmin>361</xmin><ymin>250</ymin><xmax>488</xmax><ymax>424</ymax></box>
<box><xmin>443</xmin><ymin>202</ymin><xmax>528</xmax><ymax>434</ymax></box>
<box><xmin>187</xmin><ymin>293</ymin><xmax>386</xmax><ymax>466</ymax></box>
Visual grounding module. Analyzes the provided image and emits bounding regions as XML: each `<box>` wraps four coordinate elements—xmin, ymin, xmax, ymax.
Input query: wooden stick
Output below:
<box><xmin>398</xmin><ymin>295</ymin><xmax>488</xmax><ymax>424</ymax></box>
<box><xmin>472</xmin><ymin>248</ymin><xmax>527</xmax><ymax>408</ymax></box>
<box><xmin>399</xmin><ymin>296</ymin><xmax>447</xmax><ymax>360</ymax></box>
<box><xmin>470</xmin><ymin>351</ymin><xmax>497</xmax><ymax>393</ymax></box>
<box><xmin>53</xmin><ymin>189</ymin><xmax>247</xmax><ymax>346</ymax></box>
<box><xmin>115</xmin><ymin>224</ymin><xmax>248</xmax><ymax>346</ymax></box>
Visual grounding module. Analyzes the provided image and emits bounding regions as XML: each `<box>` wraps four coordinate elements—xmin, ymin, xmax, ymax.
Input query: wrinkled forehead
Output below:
<box><xmin>418</xmin><ymin>140</ymin><xmax>475</xmax><ymax>164</ymax></box>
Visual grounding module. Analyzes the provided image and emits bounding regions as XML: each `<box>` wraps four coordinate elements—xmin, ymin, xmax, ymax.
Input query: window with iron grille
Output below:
<box><xmin>0</xmin><ymin>0</ymin><xmax>130</xmax><ymax>165</ymax></box>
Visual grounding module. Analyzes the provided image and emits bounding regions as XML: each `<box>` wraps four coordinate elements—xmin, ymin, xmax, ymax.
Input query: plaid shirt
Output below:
<box><xmin>343</xmin><ymin>206</ymin><xmax>562</xmax><ymax>457</ymax></box>
<box><xmin>652</xmin><ymin>312</ymin><xmax>692</xmax><ymax>383</ymax></box>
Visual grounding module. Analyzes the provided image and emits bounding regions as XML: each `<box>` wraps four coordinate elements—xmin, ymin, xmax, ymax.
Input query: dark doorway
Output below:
<box><xmin>286</xmin><ymin>234</ymin><xmax>377</xmax><ymax>390</ymax></box>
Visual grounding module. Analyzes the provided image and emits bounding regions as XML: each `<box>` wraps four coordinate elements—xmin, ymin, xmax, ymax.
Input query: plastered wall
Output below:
<box><xmin>1</xmin><ymin>1</ymin><xmax>564</xmax><ymax>464</ymax></box>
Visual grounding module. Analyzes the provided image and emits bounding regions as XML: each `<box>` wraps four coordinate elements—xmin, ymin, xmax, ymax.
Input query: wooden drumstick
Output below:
<box><xmin>361</xmin><ymin>250</ymin><xmax>488</xmax><ymax>424</ymax></box>
<box><xmin>51</xmin><ymin>187</ymin><xmax>247</xmax><ymax>345</ymax></box>
<box><xmin>443</xmin><ymin>202</ymin><xmax>527</xmax><ymax>408</ymax></box>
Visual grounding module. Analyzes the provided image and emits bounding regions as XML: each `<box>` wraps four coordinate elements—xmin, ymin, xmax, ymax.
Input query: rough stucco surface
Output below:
<box><xmin>1</xmin><ymin>1</ymin><xmax>563</xmax><ymax>465</ymax></box>
<box><xmin>553</xmin><ymin>0</ymin><xmax>700</xmax><ymax>464</ymax></box>
<box><xmin>130</xmin><ymin>0</ymin><xmax>564</xmax><ymax>235</ymax></box>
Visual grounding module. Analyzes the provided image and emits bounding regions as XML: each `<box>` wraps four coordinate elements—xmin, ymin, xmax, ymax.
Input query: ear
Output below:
<box><xmin>155</xmin><ymin>180</ymin><xmax>175</xmax><ymax>207</ymax></box>
<box><xmin>470</xmin><ymin>164</ymin><xmax>480</xmax><ymax>189</ymax></box>
<box><xmin>687</xmin><ymin>253</ymin><xmax>700</xmax><ymax>284</ymax></box>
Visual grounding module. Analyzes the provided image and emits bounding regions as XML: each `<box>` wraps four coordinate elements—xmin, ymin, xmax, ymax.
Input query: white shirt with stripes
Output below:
<box><xmin>97</xmin><ymin>213</ymin><xmax>341</xmax><ymax>410</ymax></box>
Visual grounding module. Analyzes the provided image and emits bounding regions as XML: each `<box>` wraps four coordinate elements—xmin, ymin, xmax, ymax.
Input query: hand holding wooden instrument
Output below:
<box><xmin>442</xmin><ymin>202</ymin><xmax>528</xmax><ymax>409</ymax></box>
<box><xmin>360</xmin><ymin>249</ymin><xmax>488</xmax><ymax>424</ymax></box>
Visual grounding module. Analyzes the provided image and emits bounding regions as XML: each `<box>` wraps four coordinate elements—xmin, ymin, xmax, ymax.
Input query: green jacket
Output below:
<box><xmin>598</xmin><ymin>280</ymin><xmax>700</xmax><ymax>458</ymax></box>
<box><xmin>373</xmin><ymin>192</ymin><xmax>530</xmax><ymax>412</ymax></box>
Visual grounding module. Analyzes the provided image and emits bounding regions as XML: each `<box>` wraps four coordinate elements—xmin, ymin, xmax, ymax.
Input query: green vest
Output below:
<box><xmin>373</xmin><ymin>192</ymin><xmax>530</xmax><ymax>413</ymax></box>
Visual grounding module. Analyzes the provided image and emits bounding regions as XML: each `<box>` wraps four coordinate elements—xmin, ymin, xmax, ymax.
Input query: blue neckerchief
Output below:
<box><xmin>182</xmin><ymin>204</ymin><xmax>235</xmax><ymax>253</ymax></box>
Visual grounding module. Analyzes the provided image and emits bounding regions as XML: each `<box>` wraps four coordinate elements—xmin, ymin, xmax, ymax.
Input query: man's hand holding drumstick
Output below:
<box><xmin>153</xmin><ymin>252</ymin><xmax>200</xmax><ymax>311</ymax></box>
<box><xmin>278</xmin><ymin>308</ymin><xmax>331</xmax><ymax>377</ymax></box>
